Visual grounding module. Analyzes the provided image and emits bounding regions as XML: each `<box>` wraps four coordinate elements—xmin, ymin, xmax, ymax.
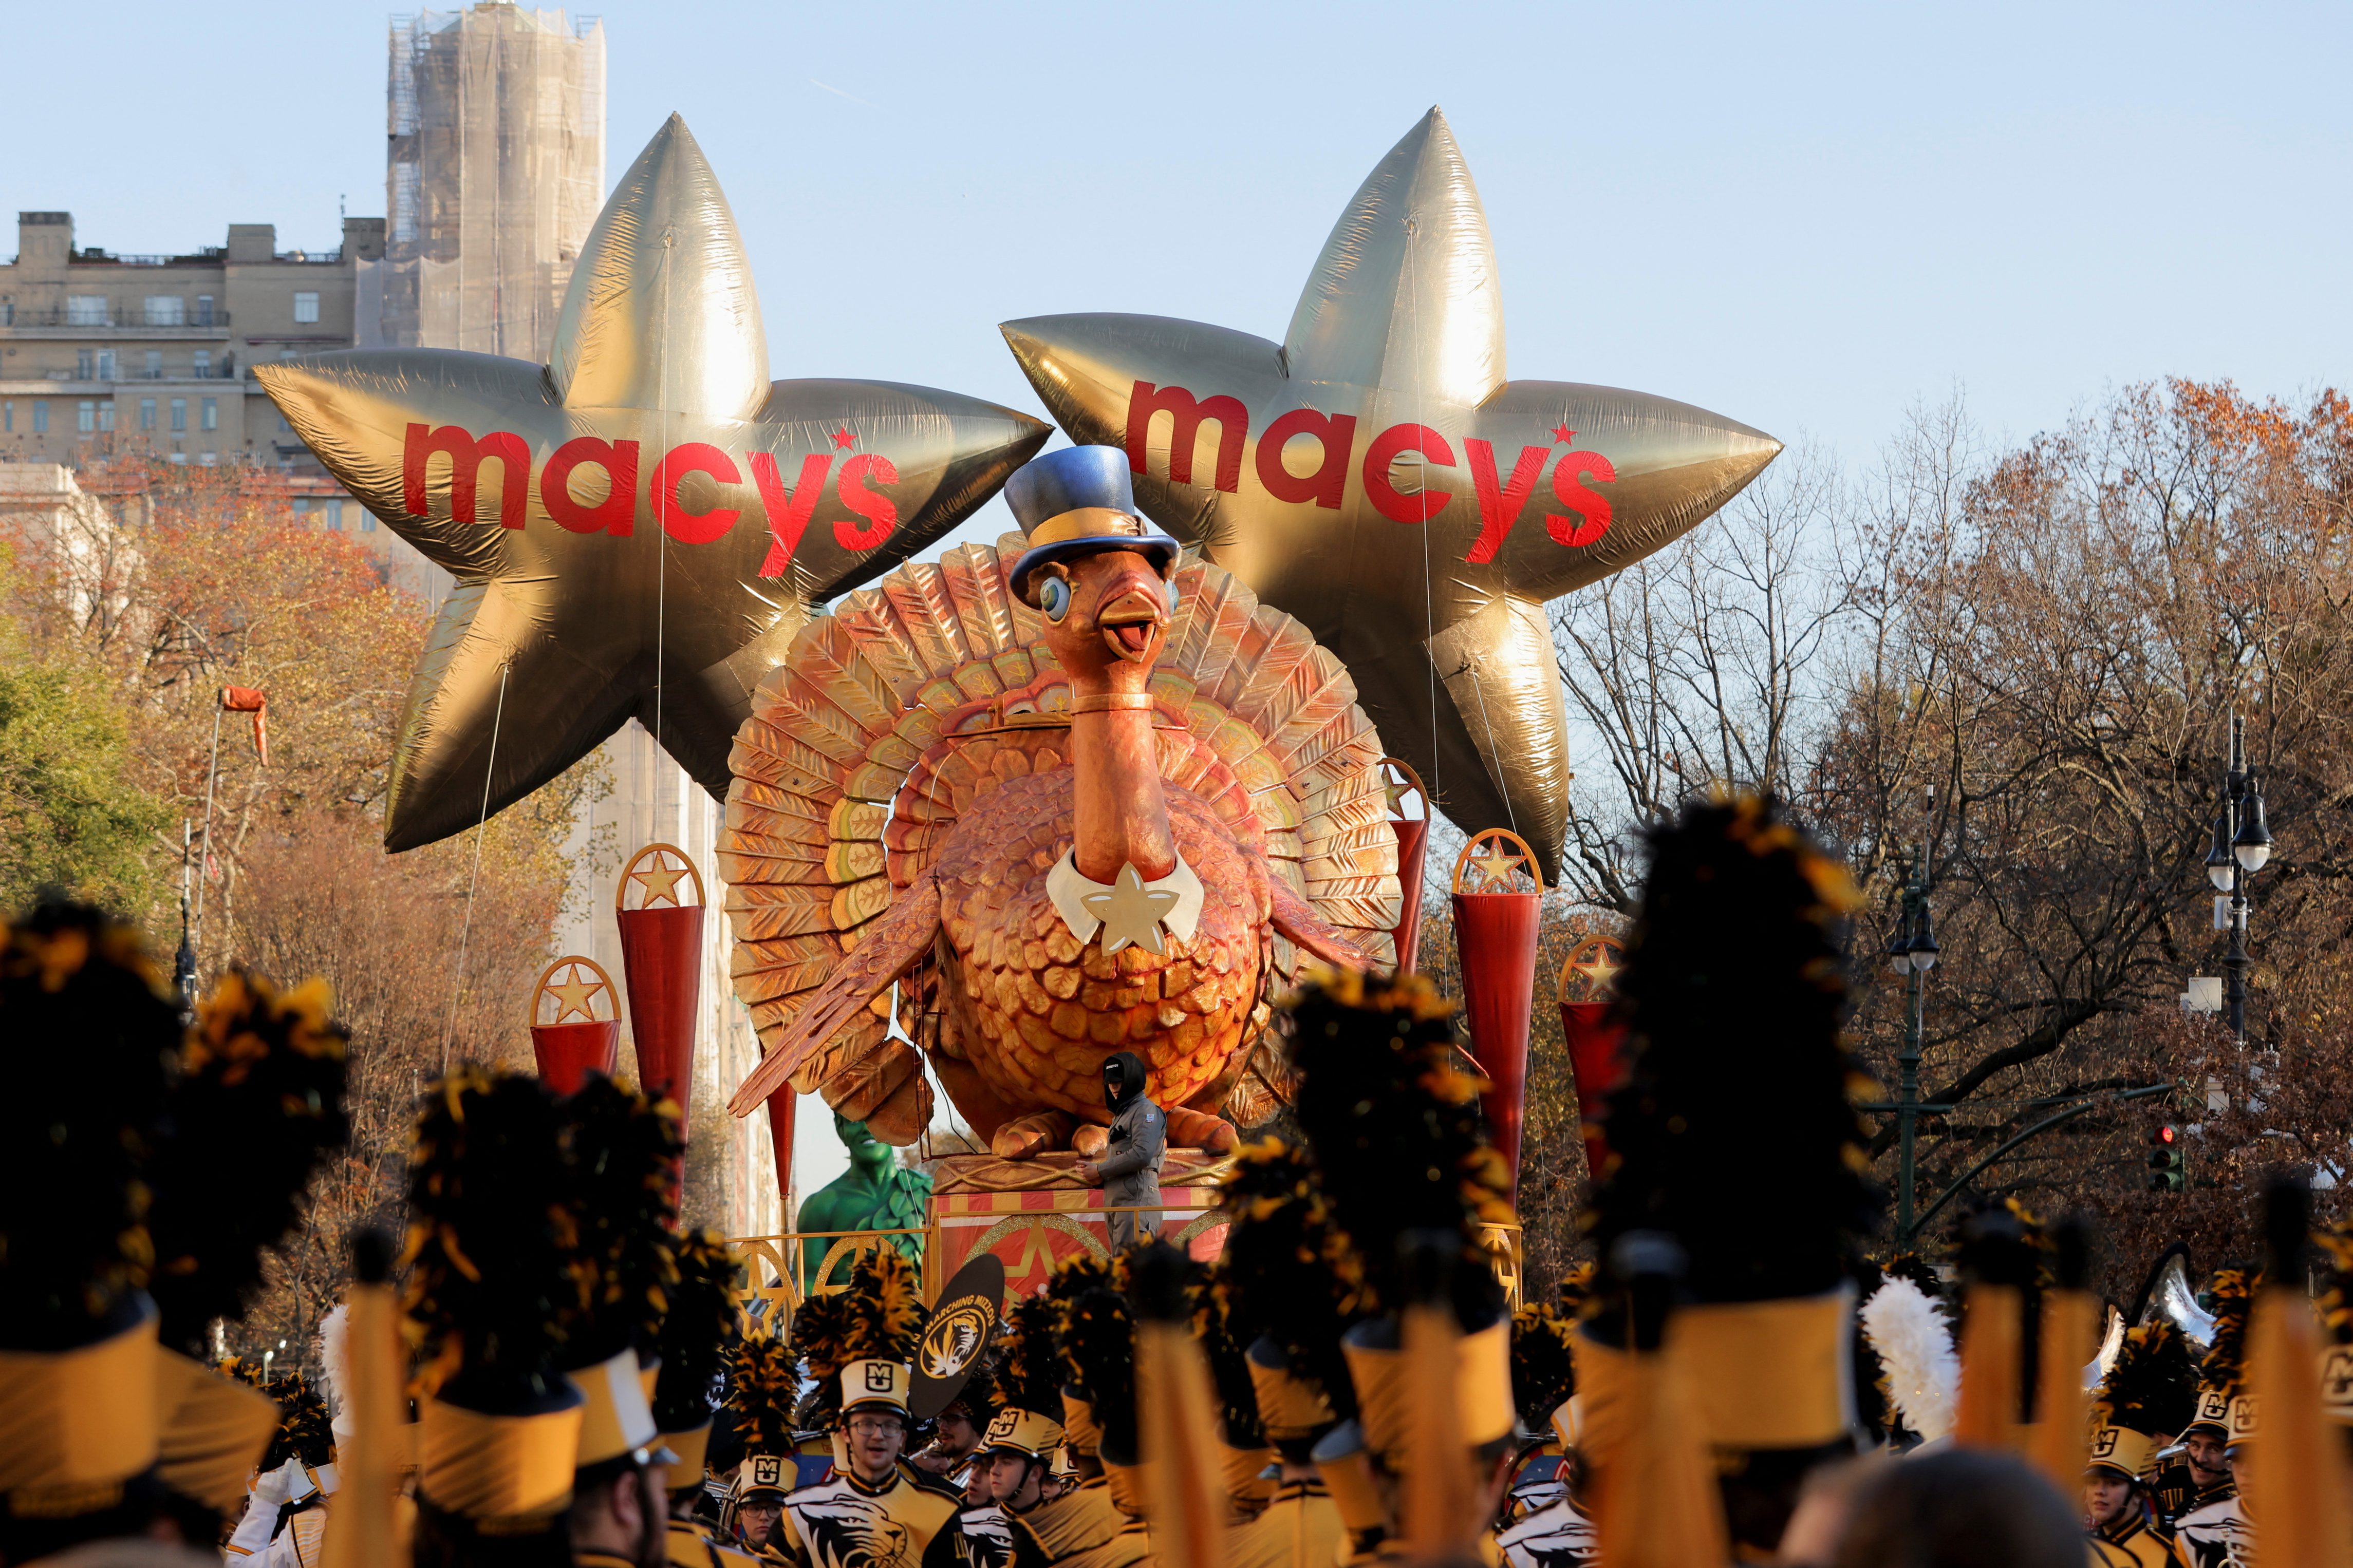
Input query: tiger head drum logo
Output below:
<box><xmin>907</xmin><ymin>1252</ymin><xmax>1006</xmax><ymax>1422</ymax></box>
<box><xmin>921</xmin><ymin>1298</ymin><xmax>995</xmax><ymax>1380</ymax></box>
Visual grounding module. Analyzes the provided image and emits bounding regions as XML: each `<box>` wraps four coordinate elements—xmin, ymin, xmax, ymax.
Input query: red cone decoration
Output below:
<box><xmin>1556</xmin><ymin>934</ymin><xmax>1631</xmax><ymax>1178</ymax></box>
<box><xmin>1450</xmin><ymin>828</ymin><xmax>1543</xmax><ymax>1200</ymax></box>
<box><xmin>529</xmin><ymin>955</ymin><xmax>621</xmax><ymax>1095</ymax></box>
<box><xmin>765</xmin><ymin>1084</ymin><xmax>796</xmax><ymax>1217</ymax></box>
<box><xmin>615</xmin><ymin>844</ymin><xmax>706</xmax><ymax>1139</ymax></box>
<box><xmin>1383</xmin><ymin>758</ymin><xmax>1431</xmax><ymax>974</ymax></box>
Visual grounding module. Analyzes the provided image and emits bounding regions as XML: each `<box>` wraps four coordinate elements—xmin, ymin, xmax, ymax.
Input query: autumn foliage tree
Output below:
<box><xmin>0</xmin><ymin>457</ymin><xmax>596</xmax><ymax>1359</ymax></box>
<box><xmin>1529</xmin><ymin>381</ymin><xmax>2353</xmax><ymax>1301</ymax></box>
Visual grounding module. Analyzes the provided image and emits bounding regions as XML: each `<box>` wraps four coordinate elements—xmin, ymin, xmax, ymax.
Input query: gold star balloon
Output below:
<box><xmin>261</xmin><ymin>116</ymin><xmax>1048</xmax><ymax>850</ymax></box>
<box><xmin>1001</xmin><ymin>108</ymin><xmax>1780</xmax><ymax>876</ymax></box>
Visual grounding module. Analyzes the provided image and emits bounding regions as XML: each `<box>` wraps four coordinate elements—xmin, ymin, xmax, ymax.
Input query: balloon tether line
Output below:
<box><xmin>653</xmin><ymin>226</ymin><xmax>675</xmax><ymax>751</ymax></box>
<box><xmin>1468</xmin><ymin>667</ymin><xmax>1519</xmax><ymax>840</ymax></box>
<box><xmin>442</xmin><ymin>658</ymin><xmax>512</xmax><ymax>1073</ymax></box>
<box><xmin>1405</xmin><ymin>211</ymin><xmax>1441</xmax><ymax>824</ymax></box>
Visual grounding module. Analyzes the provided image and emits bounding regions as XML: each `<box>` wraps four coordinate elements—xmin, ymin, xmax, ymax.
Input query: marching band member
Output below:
<box><xmin>561</xmin><ymin>1081</ymin><xmax>688</xmax><ymax>1568</ymax></box>
<box><xmin>2170</xmin><ymin>1272</ymin><xmax>2255</xmax><ymax>1568</ymax></box>
<box><xmin>655</xmin><ymin>1233</ymin><xmax>757</xmax><ymax>1568</ymax></box>
<box><xmin>772</xmin><ymin>1251</ymin><xmax>968</xmax><ymax>1568</ymax></box>
<box><xmin>1574</xmin><ymin>796</ymin><xmax>1883</xmax><ymax>1563</ymax></box>
<box><xmin>1216</xmin><ymin>1140</ymin><xmax>1356</xmax><ymax>1568</ymax></box>
<box><xmin>912</xmin><ymin>1362</ymin><xmax>997</xmax><ymax>1501</ymax></box>
<box><xmin>2151</xmin><ymin>1272</ymin><xmax>2242</xmax><ymax>1533</ymax></box>
<box><xmin>1050</xmin><ymin>1266</ymin><xmax>1151</xmax><ymax>1568</ymax></box>
<box><xmin>162</xmin><ymin>964</ymin><xmax>350</xmax><ymax>1560</ymax></box>
<box><xmin>963</xmin><ymin>1291</ymin><xmax>1113</xmax><ymax>1567</ymax></box>
<box><xmin>719</xmin><ymin>1328</ymin><xmax>798</xmax><ymax>1561</ymax></box>
<box><xmin>2083</xmin><ymin>1325</ymin><xmax>2197</xmax><ymax>1567</ymax></box>
<box><xmin>229</xmin><ymin>1376</ymin><xmax>338</xmax><ymax>1568</ymax></box>
<box><xmin>0</xmin><ymin>903</ymin><xmax>346</xmax><ymax>1568</ymax></box>
<box><xmin>402</xmin><ymin>1070</ymin><xmax>610</xmax><ymax>1568</ymax></box>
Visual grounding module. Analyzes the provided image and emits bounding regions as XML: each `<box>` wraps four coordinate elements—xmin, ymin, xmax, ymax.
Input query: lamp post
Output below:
<box><xmin>2203</xmin><ymin>714</ymin><xmax>2272</xmax><ymax>1046</ymax></box>
<box><xmin>1888</xmin><ymin>842</ymin><xmax>1940</xmax><ymax>1239</ymax></box>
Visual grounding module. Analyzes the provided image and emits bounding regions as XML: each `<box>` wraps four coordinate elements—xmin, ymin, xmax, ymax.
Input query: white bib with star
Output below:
<box><xmin>1045</xmin><ymin>851</ymin><xmax>1204</xmax><ymax>955</ymax></box>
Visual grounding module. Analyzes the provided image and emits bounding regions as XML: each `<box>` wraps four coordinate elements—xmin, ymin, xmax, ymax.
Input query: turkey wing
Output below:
<box><xmin>726</xmin><ymin>871</ymin><xmax>944</xmax><ymax>1117</ymax></box>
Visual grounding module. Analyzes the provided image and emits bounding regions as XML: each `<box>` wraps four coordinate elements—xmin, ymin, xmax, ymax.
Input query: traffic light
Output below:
<box><xmin>2148</xmin><ymin>1125</ymin><xmax>2187</xmax><ymax>1193</ymax></box>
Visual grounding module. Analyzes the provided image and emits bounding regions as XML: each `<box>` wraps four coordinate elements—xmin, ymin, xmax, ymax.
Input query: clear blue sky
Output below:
<box><xmin>7</xmin><ymin>0</ymin><xmax>2347</xmax><ymax>487</ymax></box>
<box><xmin>11</xmin><ymin>1</ymin><xmax>2347</xmax><ymax>1211</ymax></box>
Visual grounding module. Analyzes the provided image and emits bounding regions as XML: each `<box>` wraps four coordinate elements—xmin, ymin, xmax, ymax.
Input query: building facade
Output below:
<box><xmin>0</xmin><ymin>211</ymin><xmax>385</xmax><ymax>470</ymax></box>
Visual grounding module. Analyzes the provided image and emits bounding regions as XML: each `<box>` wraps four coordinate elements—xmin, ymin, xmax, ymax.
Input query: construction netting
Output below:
<box><xmin>379</xmin><ymin>6</ymin><xmax>606</xmax><ymax>361</ymax></box>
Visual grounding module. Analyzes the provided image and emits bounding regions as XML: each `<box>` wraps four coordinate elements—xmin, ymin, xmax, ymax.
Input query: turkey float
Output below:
<box><xmin>723</xmin><ymin>446</ymin><xmax>1398</xmax><ymax>1157</ymax></box>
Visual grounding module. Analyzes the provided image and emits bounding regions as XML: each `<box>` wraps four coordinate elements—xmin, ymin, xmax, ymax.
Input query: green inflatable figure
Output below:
<box><xmin>795</xmin><ymin>1111</ymin><xmax>932</xmax><ymax>1292</ymax></box>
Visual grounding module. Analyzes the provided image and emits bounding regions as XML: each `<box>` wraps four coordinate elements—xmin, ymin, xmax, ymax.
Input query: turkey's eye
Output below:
<box><xmin>1039</xmin><ymin>575</ymin><xmax>1072</xmax><ymax>622</ymax></box>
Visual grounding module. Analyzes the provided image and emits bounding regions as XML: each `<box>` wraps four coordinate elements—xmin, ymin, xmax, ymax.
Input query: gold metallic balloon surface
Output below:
<box><xmin>260</xmin><ymin>115</ymin><xmax>1048</xmax><ymax>851</ymax></box>
<box><xmin>1002</xmin><ymin>108</ymin><xmax>1779</xmax><ymax>876</ymax></box>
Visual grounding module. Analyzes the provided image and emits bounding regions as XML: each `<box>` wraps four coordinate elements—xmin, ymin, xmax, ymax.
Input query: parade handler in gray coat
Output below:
<box><xmin>1074</xmin><ymin>1051</ymin><xmax>1164</xmax><ymax>1252</ymax></box>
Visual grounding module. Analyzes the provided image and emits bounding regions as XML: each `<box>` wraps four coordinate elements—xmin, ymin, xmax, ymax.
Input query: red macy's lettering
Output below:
<box><xmin>1120</xmin><ymin>386</ymin><xmax>1614</xmax><ymax>558</ymax></box>
<box><xmin>400</xmin><ymin>423</ymin><xmax>900</xmax><ymax>577</ymax></box>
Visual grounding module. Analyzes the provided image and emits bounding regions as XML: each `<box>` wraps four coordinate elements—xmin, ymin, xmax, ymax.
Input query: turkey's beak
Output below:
<box><xmin>1096</xmin><ymin>584</ymin><xmax>1167</xmax><ymax>664</ymax></box>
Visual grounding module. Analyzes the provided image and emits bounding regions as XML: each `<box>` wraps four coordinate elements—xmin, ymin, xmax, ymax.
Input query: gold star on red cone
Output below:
<box><xmin>630</xmin><ymin>861</ymin><xmax>689</xmax><ymax>908</ymax></box>
<box><xmin>544</xmin><ymin>961</ymin><xmax>607</xmax><ymax>1022</ymax></box>
<box><xmin>1001</xmin><ymin>108</ymin><xmax>1780</xmax><ymax>878</ymax></box>
<box><xmin>259</xmin><ymin>116</ymin><xmax>1047</xmax><ymax>851</ymax></box>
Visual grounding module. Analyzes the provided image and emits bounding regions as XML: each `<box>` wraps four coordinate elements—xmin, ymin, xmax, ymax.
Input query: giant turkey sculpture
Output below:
<box><xmin>723</xmin><ymin>446</ymin><xmax>1394</xmax><ymax>1158</ymax></box>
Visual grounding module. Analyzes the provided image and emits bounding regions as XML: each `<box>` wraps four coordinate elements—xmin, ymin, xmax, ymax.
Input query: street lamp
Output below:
<box><xmin>2207</xmin><ymin>713</ymin><xmax>2273</xmax><ymax>1045</ymax></box>
<box><xmin>1889</xmin><ymin>843</ymin><xmax>1937</xmax><ymax>1238</ymax></box>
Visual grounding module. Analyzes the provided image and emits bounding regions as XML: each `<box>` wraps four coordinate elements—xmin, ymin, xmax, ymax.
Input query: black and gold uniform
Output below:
<box><xmin>2084</xmin><ymin>1321</ymin><xmax>2198</xmax><ymax>1568</ymax></box>
<box><xmin>778</xmin><ymin>1463</ymin><xmax>967</xmax><ymax>1568</ymax></box>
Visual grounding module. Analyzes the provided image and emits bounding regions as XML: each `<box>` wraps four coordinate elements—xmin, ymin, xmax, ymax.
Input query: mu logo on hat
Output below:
<box><xmin>864</xmin><ymin>1363</ymin><xmax>893</xmax><ymax>1393</ymax></box>
<box><xmin>2323</xmin><ymin>1345</ymin><xmax>2353</xmax><ymax>1412</ymax></box>
<box><xmin>2088</xmin><ymin>1427</ymin><xmax>2119</xmax><ymax>1461</ymax></box>
<box><xmin>750</xmin><ymin>1456</ymin><xmax>784</xmax><ymax>1489</ymax></box>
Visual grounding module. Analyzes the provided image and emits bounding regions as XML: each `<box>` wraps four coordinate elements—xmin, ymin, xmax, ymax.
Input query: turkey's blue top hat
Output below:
<box><xmin>1003</xmin><ymin>445</ymin><xmax>1179</xmax><ymax>604</ymax></box>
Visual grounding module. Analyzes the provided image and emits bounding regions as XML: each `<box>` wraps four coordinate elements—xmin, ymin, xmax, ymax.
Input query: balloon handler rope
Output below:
<box><xmin>442</xmin><ymin>659</ymin><xmax>512</xmax><ymax>1072</ymax></box>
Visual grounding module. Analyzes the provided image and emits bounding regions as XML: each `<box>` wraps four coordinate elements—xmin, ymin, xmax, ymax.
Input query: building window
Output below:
<box><xmin>95</xmin><ymin>350</ymin><xmax>115</xmax><ymax>381</ymax></box>
<box><xmin>144</xmin><ymin>296</ymin><xmax>186</xmax><ymax>327</ymax></box>
<box><xmin>4</xmin><ymin>402</ymin><xmax>12</xmax><ymax>432</ymax></box>
<box><xmin>360</xmin><ymin>507</ymin><xmax>376</xmax><ymax>533</ymax></box>
<box><xmin>77</xmin><ymin>401</ymin><xmax>95</xmax><ymax>435</ymax></box>
<box><xmin>328</xmin><ymin>498</ymin><xmax>345</xmax><ymax>529</ymax></box>
<box><xmin>279</xmin><ymin>348</ymin><xmax>297</xmax><ymax>362</ymax></box>
<box><xmin>77</xmin><ymin>350</ymin><xmax>94</xmax><ymax>380</ymax></box>
<box><xmin>98</xmin><ymin>402</ymin><xmax>114</xmax><ymax>433</ymax></box>
<box><xmin>195</xmin><ymin>295</ymin><xmax>215</xmax><ymax>327</ymax></box>
<box><xmin>171</xmin><ymin>398</ymin><xmax>187</xmax><ymax>432</ymax></box>
<box><xmin>293</xmin><ymin>292</ymin><xmax>320</xmax><ymax>324</ymax></box>
<box><xmin>66</xmin><ymin>296</ymin><xmax>106</xmax><ymax>326</ymax></box>
<box><xmin>200</xmin><ymin>398</ymin><xmax>217</xmax><ymax>431</ymax></box>
<box><xmin>141</xmin><ymin>398</ymin><xmax>156</xmax><ymax>431</ymax></box>
<box><xmin>199</xmin><ymin>452</ymin><xmax>217</xmax><ymax>467</ymax></box>
<box><xmin>193</xmin><ymin>351</ymin><xmax>211</xmax><ymax>380</ymax></box>
<box><xmin>169</xmin><ymin>452</ymin><xmax>187</xmax><ymax>465</ymax></box>
<box><xmin>33</xmin><ymin>401</ymin><xmax>49</xmax><ymax>433</ymax></box>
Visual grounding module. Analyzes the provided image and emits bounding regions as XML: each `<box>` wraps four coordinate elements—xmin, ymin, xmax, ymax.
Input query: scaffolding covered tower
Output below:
<box><xmin>382</xmin><ymin>6</ymin><xmax>606</xmax><ymax>360</ymax></box>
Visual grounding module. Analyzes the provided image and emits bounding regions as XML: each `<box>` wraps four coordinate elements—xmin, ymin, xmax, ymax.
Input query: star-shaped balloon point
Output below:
<box><xmin>260</xmin><ymin>115</ymin><xmax>1049</xmax><ymax>851</ymax></box>
<box><xmin>1001</xmin><ymin>107</ymin><xmax>1780</xmax><ymax>877</ymax></box>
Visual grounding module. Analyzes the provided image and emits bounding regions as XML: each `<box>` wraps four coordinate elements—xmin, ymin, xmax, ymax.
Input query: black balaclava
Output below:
<box><xmin>1103</xmin><ymin>1051</ymin><xmax>1148</xmax><ymax>1114</ymax></box>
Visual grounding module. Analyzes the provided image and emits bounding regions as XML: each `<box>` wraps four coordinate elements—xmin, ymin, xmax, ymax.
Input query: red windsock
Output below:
<box><xmin>220</xmin><ymin>686</ymin><xmax>268</xmax><ymax>767</ymax></box>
